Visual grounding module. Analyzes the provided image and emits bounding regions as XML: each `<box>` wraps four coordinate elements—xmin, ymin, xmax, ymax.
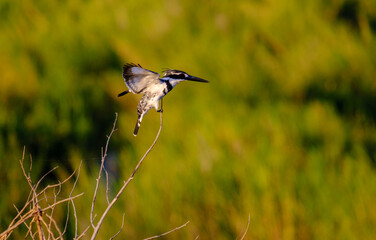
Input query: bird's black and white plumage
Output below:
<box><xmin>118</xmin><ymin>63</ymin><xmax>209</xmax><ymax>136</ymax></box>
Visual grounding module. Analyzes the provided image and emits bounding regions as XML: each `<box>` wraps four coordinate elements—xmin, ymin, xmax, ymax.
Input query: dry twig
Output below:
<box><xmin>2</xmin><ymin>106</ymin><xmax>191</xmax><ymax>240</ymax></box>
<box><xmin>90</xmin><ymin>106</ymin><xmax>164</xmax><ymax>240</ymax></box>
<box><xmin>239</xmin><ymin>214</ymin><xmax>251</xmax><ymax>240</ymax></box>
<box><xmin>143</xmin><ymin>221</ymin><xmax>190</xmax><ymax>240</ymax></box>
<box><xmin>0</xmin><ymin>148</ymin><xmax>83</xmax><ymax>240</ymax></box>
<box><xmin>109</xmin><ymin>214</ymin><xmax>125</xmax><ymax>240</ymax></box>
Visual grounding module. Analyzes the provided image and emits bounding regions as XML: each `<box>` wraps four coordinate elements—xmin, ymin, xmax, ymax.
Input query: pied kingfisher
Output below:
<box><xmin>118</xmin><ymin>63</ymin><xmax>209</xmax><ymax>136</ymax></box>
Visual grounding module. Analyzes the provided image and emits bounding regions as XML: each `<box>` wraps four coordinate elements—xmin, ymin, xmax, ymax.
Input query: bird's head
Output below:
<box><xmin>161</xmin><ymin>69</ymin><xmax>209</xmax><ymax>87</ymax></box>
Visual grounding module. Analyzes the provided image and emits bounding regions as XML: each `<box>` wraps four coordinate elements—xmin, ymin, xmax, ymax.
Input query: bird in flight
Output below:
<box><xmin>118</xmin><ymin>63</ymin><xmax>209</xmax><ymax>136</ymax></box>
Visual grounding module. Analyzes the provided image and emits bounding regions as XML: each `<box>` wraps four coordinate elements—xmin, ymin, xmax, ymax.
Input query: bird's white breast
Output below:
<box><xmin>149</xmin><ymin>83</ymin><xmax>166</xmax><ymax>110</ymax></box>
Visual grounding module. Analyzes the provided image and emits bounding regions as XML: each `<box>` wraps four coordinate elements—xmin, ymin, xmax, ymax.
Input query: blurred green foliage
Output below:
<box><xmin>1</xmin><ymin>0</ymin><xmax>376</xmax><ymax>239</ymax></box>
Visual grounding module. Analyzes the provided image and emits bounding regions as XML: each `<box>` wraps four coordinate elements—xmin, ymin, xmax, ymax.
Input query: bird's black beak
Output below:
<box><xmin>185</xmin><ymin>75</ymin><xmax>209</xmax><ymax>83</ymax></box>
<box><xmin>117</xmin><ymin>90</ymin><xmax>129</xmax><ymax>97</ymax></box>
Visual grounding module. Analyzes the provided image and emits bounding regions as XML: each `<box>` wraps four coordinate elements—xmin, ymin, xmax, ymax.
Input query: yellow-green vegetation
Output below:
<box><xmin>1</xmin><ymin>0</ymin><xmax>376</xmax><ymax>239</ymax></box>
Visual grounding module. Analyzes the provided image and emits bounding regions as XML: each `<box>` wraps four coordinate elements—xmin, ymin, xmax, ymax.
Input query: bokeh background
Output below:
<box><xmin>1</xmin><ymin>0</ymin><xmax>376</xmax><ymax>239</ymax></box>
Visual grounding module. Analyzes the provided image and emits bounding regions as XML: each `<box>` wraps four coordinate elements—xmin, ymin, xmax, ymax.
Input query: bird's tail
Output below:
<box><xmin>133</xmin><ymin>118</ymin><xmax>141</xmax><ymax>136</ymax></box>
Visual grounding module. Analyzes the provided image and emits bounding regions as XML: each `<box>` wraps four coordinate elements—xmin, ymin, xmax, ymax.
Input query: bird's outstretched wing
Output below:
<box><xmin>122</xmin><ymin>63</ymin><xmax>160</xmax><ymax>94</ymax></box>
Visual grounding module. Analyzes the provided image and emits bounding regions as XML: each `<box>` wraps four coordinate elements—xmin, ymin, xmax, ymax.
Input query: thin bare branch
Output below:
<box><xmin>42</xmin><ymin>214</ymin><xmax>63</xmax><ymax>240</ymax></box>
<box><xmin>36</xmin><ymin>169</ymin><xmax>77</xmax><ymax>200</ymax></box>
<box><xmin>40</xmin><ymin>216</ymin><xmax>56</xmax><ymax>240</ymax></box>
<box><xmin>75</xmin><ymin>225</ymin><xmax>90</xmax><ymax>240</ymax></box>
<box><xmin>143</xmin><ymin>220</ymin><xmax>190</xmax><ymax>240</ymax></box>
<box><xmin>239</xmin><ymin>214</ymin><xmax>251</xmax><ymax>240</ymax></box>
<box><xmin>28</xmin><ymin>152</ymin><xmax>33</xmax><ymax>175</ymax></box>
<box><xmin>14</xmin><ymin>205</ymin><xmax>34</xmax><ymax>240</ymax></box>
<box><xmin>1</xmin><ymin>148</ymin><xmax>85</xmax><ymax>240</ymax></box>
<box><xmin>69</xmin><ymin>161</ymin><xmax>82</xmax><ymax>238</ymax></box>
<box><xmin>0</xmin><ymin>152</ymin><xmax>40</xmax><ymax>239</ymax></box>
<box><xmin>19</xmin><ymin>152</ymin><xmax>36</xmax><ymax>201</ymax></box>
<box><xmin>0</xmin><ymin>209</ymin><xmax>35</xmax><ymax>237</ymax></box>
<box><xmin>71</xmin><ymin>199</ymin><xmax>79</xmax><ymax>239</ymax></box>
<box><xmin>24</xmin><ymin>217</ymin><xmax>36</xmax><ymax>240</ymax></box>
<box><xmin>109</xmin><ymin>213</ymin><xmax>125</xmax><ymax>240</ymax></box>
<box><xmin>90</xmin><ymin>107</ymin><xmax>163</xmax><ymax>240</ymax></box>
<box><xmin>74</xmin><ymin>225</ymin><xmax>90</xmax><ymax>240</ymax></box>
<box><xmin>8</xmin><ymin>196</ymin><xmax>33</xmax><ymax>233</ymax></box>
<box><xmin>91</xmin><ymin>113</ymin><xmax>118</xmax><ymax>228</ymax></box>
<box><xmin>46</xmin><ymin>189</ymin><xmax>57</xmax><ymax>240</ymax></box>
<box><xmin>61</xmin><ymin>162</ymin><xmax>82</xmax><ymax>237</ymax></box>
<box><xmin>35</xmin><ymin>208</ymin><xmax>46</xmax><ymax>240</ymax></box>
<box><xmin>34</xmin><ymin>167</ymin><xmax>59</xmax><ymax>191</ymax></box>
<box><xmin>131</xmin><ymin>99</ymin><xmax>163</xmax><ymax>178</ymax></box>
<box><xmin>32</xmin><ymin>231</ymin><xmax>39</xmax><ymax>240</ymax></box>
<box><xmin>2</xmin><ymin>108</ymin><xmax>175</xmax><ymax>240</ymax></box>
<box><xmin>105</xmin><ymin>167</ymin><xmax>110</xmax><ymax>204</ymax></box>
<box><xmin>42</xmin><ymin>193</ymin><xmax>84</xmax><ymax>212</ymax></box>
